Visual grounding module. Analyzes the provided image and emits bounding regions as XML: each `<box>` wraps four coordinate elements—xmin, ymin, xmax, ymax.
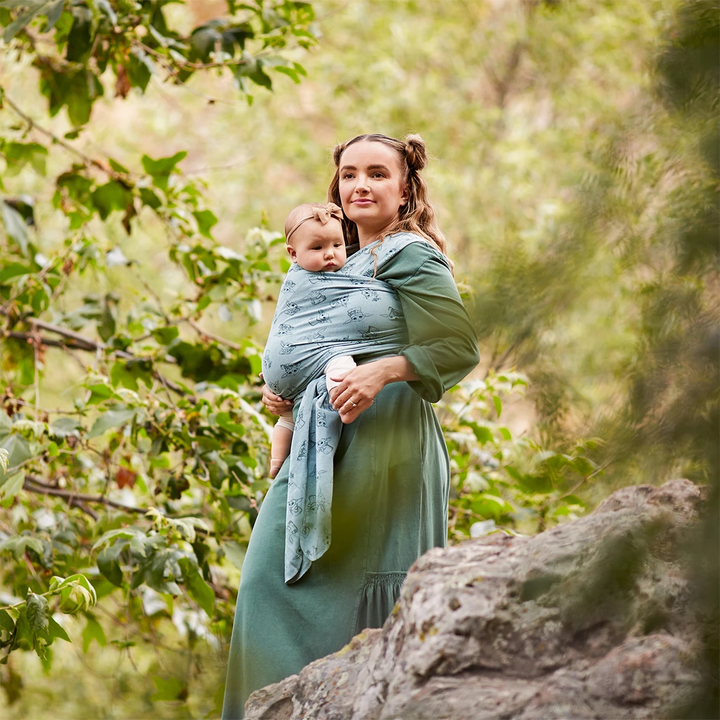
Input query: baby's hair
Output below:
<box><xmin>284</xmin><ymin>202</ymin><xmax>343</xmax><ymax>243</ymax></box>
<box><xmin>327</xmin><ymin>133</ymin><xmax>448</xmax><ymax>263</ymax></box>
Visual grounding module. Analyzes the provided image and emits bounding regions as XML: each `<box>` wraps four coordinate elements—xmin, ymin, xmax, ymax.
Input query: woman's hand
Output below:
<box><xmin>261</xmin><ymin>383</ymin><xmax>293</xmax><ymax>416</ymax></box>
<box><xmin>329</xmin><ymin>356</ymin><xmax>419</xmax><ymax>424</ymax></box>
<box><xmin>328</xmin><ymin>362</ymin><xmax>384</xmax><ymax>424</ymax></box>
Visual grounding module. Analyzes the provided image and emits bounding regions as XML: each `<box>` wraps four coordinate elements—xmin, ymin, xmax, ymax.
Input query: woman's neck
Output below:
<box><xmin>357</xmin><ymin>219</ymin><xmax>398</xmax><ymax>248</ymax></box>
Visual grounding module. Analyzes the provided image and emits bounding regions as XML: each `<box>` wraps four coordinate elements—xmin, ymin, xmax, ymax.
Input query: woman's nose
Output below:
<box><xmin>354</xmin><ymin>174</ymin><xmax>369</xmax><ymax>193</ymax></box>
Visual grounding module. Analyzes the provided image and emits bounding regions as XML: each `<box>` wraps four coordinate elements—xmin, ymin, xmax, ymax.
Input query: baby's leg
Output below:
<box><xmin>325</xmin><ymin>355</ymin><xmax>357</xmax><ymax>391</ymax></box>
<box><xmin>270</xmin><ymin>412</ymin><xmax>295</xmax><ymax>479</ymax></box>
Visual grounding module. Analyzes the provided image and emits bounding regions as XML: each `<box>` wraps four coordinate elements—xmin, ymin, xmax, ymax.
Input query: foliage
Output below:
<box><xmin>0</xmin><ymin>0</ymin><xmax>316</xmax><ymax>713</ymax></box>
<box><xmin>0</xmin><ymin>0</ymin><xmax>715</xmax><ymax>717</ymax></box>
<box><xmin>440</xmin><ymin>371</ymin><xmax>598</xmax><ymax>540</ymax></box>
<box><xmin>640</xmin><ymin>2</ymin><xmax>719</xmax><ymax>715</ymax></box>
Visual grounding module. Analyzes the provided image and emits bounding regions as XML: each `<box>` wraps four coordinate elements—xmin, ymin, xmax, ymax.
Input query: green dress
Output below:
<box><xmin>222</xmin><ymin>239</ymin><xmax>479</xmax><ymax>719</ymax></box>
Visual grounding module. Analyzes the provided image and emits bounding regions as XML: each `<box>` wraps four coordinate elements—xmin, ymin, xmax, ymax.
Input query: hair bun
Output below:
<box><xmin>332</xmin><ymin>142</ymin><xmax>346</xmax><ymax>167</ymax></box>
<box><xmin>404</xmin><ymin>134</ymin><xmax>427</xmax><ymax>172</ymax></box>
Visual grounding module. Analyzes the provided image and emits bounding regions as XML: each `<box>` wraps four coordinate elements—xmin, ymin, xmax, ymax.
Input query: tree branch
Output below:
<box><xmin>1</xmin><ymin>93</ymin><xmax>131</xmax><ymax>184</ymax></box>
<box><xmin>188</xmin><ymin>319</ymin><xmax>242</xmax><ymax>350</ymax></box>
<box><xmin>23</xmin><ymin>476</ymin><xmax>148</xmax><ymax>515</ymax></box>
<box><xmin>3</xmin><ymin>318</ymin><xmax>194</xmax><ymax>401</ymax></box>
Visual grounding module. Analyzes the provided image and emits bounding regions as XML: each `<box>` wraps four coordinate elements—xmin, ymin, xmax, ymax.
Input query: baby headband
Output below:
<box><xmin>286</xmin><ymin>202</ymin><xmax>343</xmax><ymax>242</ymax></box>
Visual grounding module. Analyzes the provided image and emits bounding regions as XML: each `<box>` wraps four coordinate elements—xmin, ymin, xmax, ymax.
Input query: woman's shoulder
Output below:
<box><xmin>380</xmin><ymin>232</ymin><xmax>451</xmax><ymax>273</ymax></box>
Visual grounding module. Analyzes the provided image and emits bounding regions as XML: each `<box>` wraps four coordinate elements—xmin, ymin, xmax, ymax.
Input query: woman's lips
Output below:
<box><xmin>352</xmin><ymin>199</ymin><xmax>374</xmax><ymax>206</ymax></box>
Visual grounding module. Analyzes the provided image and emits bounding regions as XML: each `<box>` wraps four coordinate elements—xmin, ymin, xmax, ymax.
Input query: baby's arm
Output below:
<box><xmin>325</xmin><ymin>355</ymin><xmax>357</xmax><ymax>391</ymax></box>
<box><xmin>270</xmin><ymin>411</ymin><xmax>295</xmax><ymax>479</ymax></box>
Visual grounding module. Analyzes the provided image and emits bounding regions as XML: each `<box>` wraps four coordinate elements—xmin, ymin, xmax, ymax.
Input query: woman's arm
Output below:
<box><xmin>330</xmin><ymin>241</ymin><xmax>480</xmax><ymax>423</ymax></box>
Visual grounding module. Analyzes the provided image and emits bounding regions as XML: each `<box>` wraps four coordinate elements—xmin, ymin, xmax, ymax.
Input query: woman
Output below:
<box><xmin>222</xmin><ymin>133</ymin><xmax>479</xmax><ymax>719</ymax></box>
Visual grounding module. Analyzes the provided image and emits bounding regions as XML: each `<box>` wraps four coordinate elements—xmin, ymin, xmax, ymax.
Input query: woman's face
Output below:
<box><xmin>337</xmin><ymin>141</ymin><xmax>408</xmax><ymax>241</ymax></box>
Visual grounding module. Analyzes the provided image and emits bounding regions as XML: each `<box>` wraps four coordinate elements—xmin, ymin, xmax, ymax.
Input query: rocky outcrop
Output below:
<box><xmin>245</xmin><ymin>480</ymin><xmax>707</xmax><ymax>719</ymax></box>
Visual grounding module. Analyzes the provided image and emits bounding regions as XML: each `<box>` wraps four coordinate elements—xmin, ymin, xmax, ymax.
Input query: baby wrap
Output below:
<box><xmin>262</xmin><ymin>232</ymin><xmax>422</xmax><ymax>583</ymax></box>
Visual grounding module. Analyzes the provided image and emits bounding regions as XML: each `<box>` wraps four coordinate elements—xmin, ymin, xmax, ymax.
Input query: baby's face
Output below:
<box><xmin>287</xmin><ymin>219</ymin><xmax>347</xmax><ymax>272</ymax></box>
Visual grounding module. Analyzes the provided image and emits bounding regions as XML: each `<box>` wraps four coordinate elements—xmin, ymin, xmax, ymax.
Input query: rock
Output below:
<box><xmin>245</xmin><ymin>479</ymin><xmax>706</xmax><ymax>720</ymax></box>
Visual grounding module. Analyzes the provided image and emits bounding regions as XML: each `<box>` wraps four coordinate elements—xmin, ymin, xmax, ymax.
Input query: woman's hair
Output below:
<box><xmin>327</xmin><ymin>133</ymin><xmax>448</xmax><ymax>257</ymax></box>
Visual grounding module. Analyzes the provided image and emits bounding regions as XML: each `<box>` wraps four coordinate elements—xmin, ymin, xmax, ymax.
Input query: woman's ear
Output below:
<box><xmin>399</xmin><ymin>183</ymin><xmax>409</xmax><ymax>207</ymax></box>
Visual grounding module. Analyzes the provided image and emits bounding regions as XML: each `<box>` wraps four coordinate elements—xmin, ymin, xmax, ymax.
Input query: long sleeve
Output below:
<box><xmin>376</xmin><ymin>240</ymin><xmax>480</xmax><ymax>402</ymax></box>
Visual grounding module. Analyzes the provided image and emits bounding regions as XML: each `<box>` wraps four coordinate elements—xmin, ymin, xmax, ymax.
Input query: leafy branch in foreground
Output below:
<box><xmin>439</xmin><ymin>371</ymin><xmax>601</xmax><ymax>540</ymax></box>
<box><xmin>0</xmin><ymin>0</ymin><xmax>317</xmax><ymax>122</ymax></box>
<box><xmin>0</xmin><ymin>0</ymin><xmax>309</xmax><ymax>700</ymax></box>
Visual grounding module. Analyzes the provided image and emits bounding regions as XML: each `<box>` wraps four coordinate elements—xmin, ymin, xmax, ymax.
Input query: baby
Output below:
<box><xmin>268</xmin><ymin>202</ymin><xmax>357</xmax><ymax>478</ymax></box>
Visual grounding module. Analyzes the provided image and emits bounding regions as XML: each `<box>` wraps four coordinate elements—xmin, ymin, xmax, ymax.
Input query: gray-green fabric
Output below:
<box><xmin>261</xmin><ymin>233</ymin><xmax>429</xmax><ymax>584</ymax></box>
<box><xmin>222</xmin><ymin>238</ymin><xmax>479</xmax><ymax>720</ymax></box>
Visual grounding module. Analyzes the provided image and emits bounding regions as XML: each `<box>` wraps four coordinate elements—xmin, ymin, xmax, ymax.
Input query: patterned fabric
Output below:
<box><xmin>262</xmin><ymin>232</ymin><xmax>427</xmax><ymax>583</ymax></box>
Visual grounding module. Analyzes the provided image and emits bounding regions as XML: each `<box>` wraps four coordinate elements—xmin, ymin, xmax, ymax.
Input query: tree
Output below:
<box><xmin>0</xmin><ymin>1</ymin><xmax>317</xmax><ymax>713</ymax></box>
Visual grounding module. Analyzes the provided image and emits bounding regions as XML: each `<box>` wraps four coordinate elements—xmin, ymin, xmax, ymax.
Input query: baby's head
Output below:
<box><xmin>284</xmin><ymin>202</ymin><xmax>347</xmax><ymax>272</ymax></box>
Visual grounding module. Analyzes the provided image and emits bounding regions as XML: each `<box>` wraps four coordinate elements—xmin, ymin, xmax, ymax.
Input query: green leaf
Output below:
<box><xmin>49</xmin><ymin>417</ymin><xmax>82</xmax><ymax>438</ymax></box>
<box><xmin>52</xmin><ymin>576</ymin><xmax>96</xmax><ymax>613</ymax></box>
<box><xmin>0</xmin><ymin>433</ymin><xmax>33</xmax><ymax>471</ymax></box>
<box><xmin>81</xmin><ymin>614</ymin><xmax>106</xmax><ymax>653</ymax></box>
<box><xmin>193</xmin><ymin>209</ymin><xmax>218</xmax><ymax>239</ymax></box>
<box><xmin>505</xmin><ymin>466</ymin><xmax>523</xmax><ymax>482</ymax></box>
<box><xmin>152</xmin><ymin>326</ymin><xmax>179</xmax><ymax>345</ymax></box>
<box><xmin>90</xmin><ymin>181</ymin><xmax>132</xmax><ymax>220</ymax></box>
<box><xmin>151</xmin><ymin>675</ymin><xmax>186</xmax><ymax>702</ymax></box>
<box><xmin>179</xmin><ymin>557</ymin><xmax>214</xmax><ymax>616</ymax></box>
<box><xmin>189</xmin><ymin>24</ymin><xmax>222</xmax><ymax>62</ymax></box>
<box><xmin>85</xmin><ymin>383</ymin><xmax>117</xmax><ymax>405</ymax></box>
<box><xmin>470</xmin><ymin>493</ymin><xmax>514</xmax><ymax>520</ymax></box>
<box><xmin>221</xmin><ymin>540</ymin><xmax>246</xmax><ymax>570</ymax></box>
<box><xmin>0</xmin><ymin>471</ymin><xmax>24</xmax><ymax>507</ymax></box>
<box><xmin>87</xmin><ymin>406</ymin><xmax>135</xmax><ymax>438</ymax></box>
<box><xmin>96</xmin><ymin>0</ymin><xmax>116</xmax><ymax>26</ymax></box>
<box><xmin>492</xmin><ymin>394</ymin><xmax>502</xmax><ymax>417</ymax></box>
<box><xmin>0</xmin><ymin>535</ymin><xmax>43</xmax><ymax>559</ymax></box>
<box><xmin>465</xmin><ymin>421</ymin><xmax>493</xmax><ymax>446</ymax></box>
<box><xmin>106</xmin><ymin>158</ymin><xmax>129</xmax><ymax>175</ymax></box>
<box><xmin>0</xmin><ymin>1</ymin><xmax>44</xmax><ymax>7</ymax></box>
<box><xmin>48</xmin><ymin>616</ymin><xmax>70</xmax><ymax>644</ymax></box>
<box><xmin>141</xmin><ymin>152</ymin><xmax>186</xmax><ymax>177</ymax></box>
<box><xmin>110</xmin><ymin>359</ymin><xmax>152</xmax><ymax>391</ymax></box>
<box><xmin>215</xmin><ymin>412</ymin><xmax>245</xmax><ymax>437</ymax></box>
<box><xmin>0</xmin><ymin>609</ymin><xmax>15</xmax><ymax>638</ymax></box>
<box><xmin>43</xmin><ymin>0</ymin><xmax>64</xmax><ymax>31</ymax></box>
<box><xmin>97</xmin><ymin>547</ymin><xmax>124</xmax><ymax>587</ymax></box>
<box><xmin>1</xmin><ymin>201</ymin><xmax>29</xmax><ymax>255</ymax></box>
<box><xmin>139</xmin><ymin>187</ymin><xmax>162</xmax><ymax>209</ymax></box>
<box><xmin>0</xmin><ymin>412</ymin><xmax>11</xmax><ymax>440</ymax></box>
<box><xmin>274</xmin><ymin>65</ymin><xmax>301</xmax><ymax>83</ymax></box>
<box><xmin>2</xmin><ymin>0</ymin><xmax>47</xmax><ymax>43</ymax></box>
<box><xmin>3</xmin><ymin>142</ymin><xmax>48</xmax><ymax>176</ymax></box>
<box><xmin>518</xmin><ymin>474</ymin><xmax>554</xmax><ymax>495</ymax></box>
<box><xmin>92</xmin><ymin>527</ymin><xmax>143</xmax><ymax>552</ymax></box>
<box><xmin>570</xmin><ymin>456</ymin><xmax>596</xmax><ymax>476</ymax></box>
<box><xmin>0</xmin><ymin>261</ymin><xmax>32</xmax><ymax>283</ymax></box>
<box><xmin>26</xmin><ymin>592</ymin><xmax>49</xmax><ymax>643</ymax></box>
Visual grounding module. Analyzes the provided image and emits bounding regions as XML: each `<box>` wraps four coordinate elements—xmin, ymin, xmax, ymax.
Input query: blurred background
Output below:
<box><xmin>0</xmin><ymin>0</ymin><xmax>716</xmax><ymax>717</ymax></box>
